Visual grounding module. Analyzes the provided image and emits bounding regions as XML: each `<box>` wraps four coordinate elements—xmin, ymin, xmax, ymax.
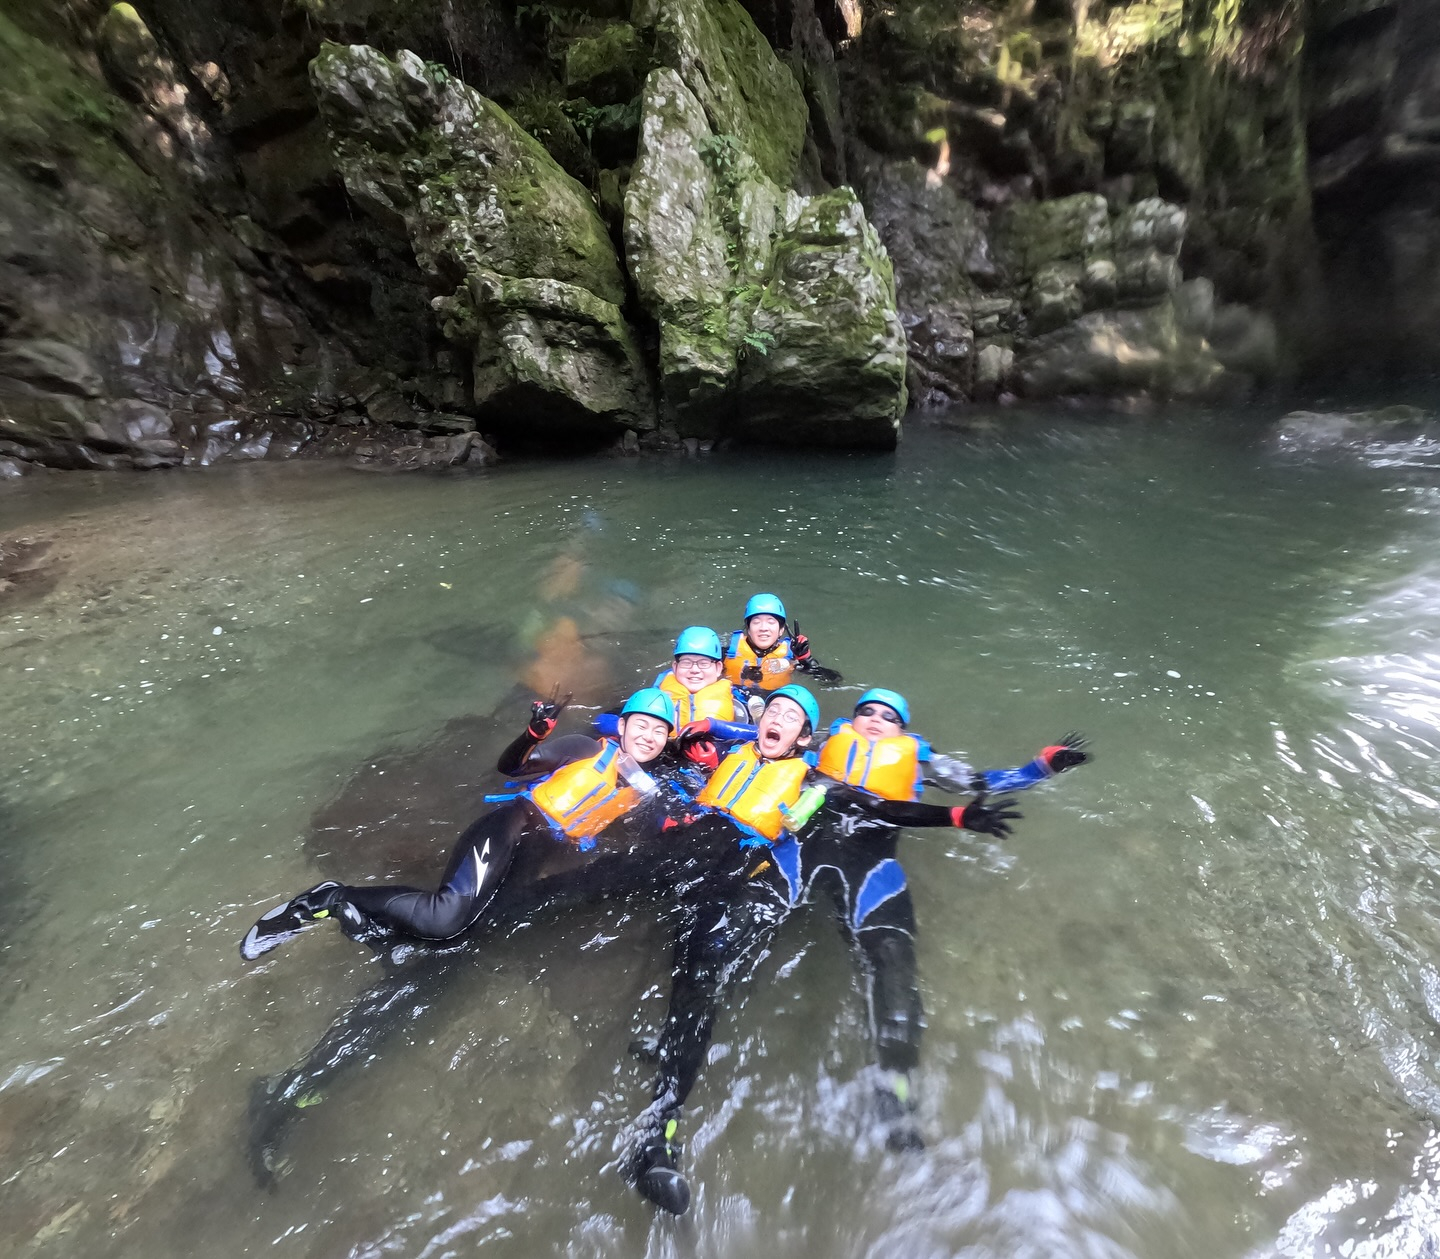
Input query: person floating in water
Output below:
<box><xmin>593</xmin><ymin>627</ymin><xmax>754</xmax><ymax>740</ymax></box>
<box><xmin>722</xmin><ymin>593</ymin><xmax>842</xmax><ymax>697</ymax></box>
<box><xmin>621</xmin><ymin>683</ymin><xmax>1021</xmax><ymax>1214</ymax></box>
<box><xmin>240</xmin><ymin>687</ymin><xmax>695</xmax><ymax>961</ymax></box>
<box><xmin>802</xmin><ymin>688</ymin><xmax>1089</xmax><ymax>1149</ymax></box>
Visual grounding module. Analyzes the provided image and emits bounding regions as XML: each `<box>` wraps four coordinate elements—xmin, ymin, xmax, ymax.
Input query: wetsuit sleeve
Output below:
<box><xmin>708</xmin><ymin>718</ymin><xmax>757</xmax><ymax>744</ymax></box>
<box><xmin>593</xmin><ymin>712</ymin><xmax>621</xmax><ymax>738</ymax></box>
<box><xmin>861</xmin><ymin>798</ymin><xmax>958</xmax><ymax>827</ymax></box>
<box><xmin>927</xmin><ymin>753</ymin><xmax>1052</xmax><ymax>794</ymax></box>
<box><xmin>496</xmin><ymin>730</ymin><xmax>599</xmax><ymax>778</ymax></box>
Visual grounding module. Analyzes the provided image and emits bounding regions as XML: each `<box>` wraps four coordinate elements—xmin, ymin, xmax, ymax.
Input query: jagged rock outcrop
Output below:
<box><xmin>310</xmin><ymin>42</ymin><xmax>654</xmax><ymax>439</ymax></box>
<box><xmin>624</xmin><ymin>0</ymin><xmax>905</xmax><ymax>446</ymax></box>
<box><xmin>1306</xmin><ymin>0</ymin><xmax>1440</xmax><ymax>374</ymax></box>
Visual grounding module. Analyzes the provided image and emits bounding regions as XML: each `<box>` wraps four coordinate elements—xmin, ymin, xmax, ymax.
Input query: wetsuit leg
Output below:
<box><xmin>247</xmin><ymin>948</ymin><xmax>465</xmax><ymax>1184</ymax></box>
<box><xmin>652</xmin><ymin>840</ymin><xmax>796</xmax><ymax>1108</ymax></box>
<box><xmin>810</xmin><ymin>829</ymin><xmax>925</xmax><ymax>1149</ymax></box>
<box><xmin>340</xmin><ymin>803</ymin><xmax>532</xmax><ymax>940</ymax></box>
<box><xmin>848</xmin><ymin>880</ymin><xmax>923</xmax><ymax>1075</ymax></box>
<box><xmin>628</xmin><ymin>826</ymin><xmax>801</xmax><ymax>1213</ymax></box>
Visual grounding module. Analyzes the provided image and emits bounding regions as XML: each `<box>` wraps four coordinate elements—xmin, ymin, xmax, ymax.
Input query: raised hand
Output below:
<box><xmin>527</xmin><ymin>687</ymin><xmax>572</xmax><ymax>740</ymax></box>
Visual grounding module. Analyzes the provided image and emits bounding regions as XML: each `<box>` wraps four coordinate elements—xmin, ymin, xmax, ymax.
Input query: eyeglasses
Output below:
<box><xmin>674</xmin><ymin>655</ymin><xmax>717</xmax><ymax>672</ymax></box>
<box><xmin>855</xmin><ymin>704</ymin><xmax>903</xmax><ymax>725</ymax></box>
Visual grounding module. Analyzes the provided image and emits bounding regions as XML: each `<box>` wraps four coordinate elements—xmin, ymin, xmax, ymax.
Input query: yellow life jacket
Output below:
<box><xmin>527</xmin><ymin>741</ymin><xmax>643</xmax><ymax>841</ymax></box>
<box><xmin>722</xmin><ymin>630</ymin><xmax>795</xmax><ymax>690</ymax></box>
<box><xmin>696</xmin><ymin>743</ymin><xmax>809</xmax><ymax>842</ymax></box>
<box><xmin>656</xmin><ymin>671</ymin><xmax>737</xmax><ymax>728</ymax></box>
<box><xmin>816</xmin><ymin>721</ymin><xmax>924</xmax><ymax>802</ymax></box>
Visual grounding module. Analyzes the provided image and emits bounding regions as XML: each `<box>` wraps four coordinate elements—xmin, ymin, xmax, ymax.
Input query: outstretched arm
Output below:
<box><xmin>928</xmin><ymin>733</ymin><xmax>1090</xmax><ymax>795</ymax></box>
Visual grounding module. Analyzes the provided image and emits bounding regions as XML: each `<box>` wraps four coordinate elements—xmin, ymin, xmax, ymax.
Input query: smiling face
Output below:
<box><xmin>618</xmin><ymin>712</ymin><xmax>670</xmax><ymax>763</ymax></box>
<box><xmin>673</xmin><ymin>653</ymin><xmax>724</xmax><ymax>694</ymax></box>
<box><xmin>756</xmin><ymin>695</ymin><xmax>811</xmax><ymax>759</ymax></box>
<box><xmin>745</xmin><ymin>614</ymin><xmax>785</xmax><ymax>652</ymax></box>
<box><xmin>852</xmin><ymin>702</ymin><xmax>905</xmax><ymax>742</ymax></box>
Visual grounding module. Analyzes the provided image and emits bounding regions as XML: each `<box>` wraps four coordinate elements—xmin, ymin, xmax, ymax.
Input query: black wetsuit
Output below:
<box><xmin>246</xmin><ymin>729</ymin><xmax>725</xmax><ymax>1183</ymax></box>
<box><xmin>637</xmin><ymin>779</ymin><xmax>961</xmax><ymax>1131</ymax></box>
<box><xmin>336</xmin><ymin>728</ymin><xmax>697</xmax><ymax>942</ymax></box>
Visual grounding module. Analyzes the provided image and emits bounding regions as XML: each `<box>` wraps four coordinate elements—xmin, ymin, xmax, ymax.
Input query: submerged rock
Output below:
<box><xmin>310</xmin><ymin>42</ymin><xmax>654</xmax><ymax>440</ymax></box>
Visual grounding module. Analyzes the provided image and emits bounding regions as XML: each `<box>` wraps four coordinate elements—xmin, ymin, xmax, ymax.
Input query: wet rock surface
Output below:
<box><xmin>6</xmin><ymin>0</ymin><xmax>1440</xmax><ymax>476</ymax></box>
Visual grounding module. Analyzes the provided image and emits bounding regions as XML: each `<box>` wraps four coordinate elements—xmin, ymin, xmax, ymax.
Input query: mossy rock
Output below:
<box><xmin>624</xmin><ymin>68</ymin><xmax>738</xmax><ymax>422</ymax></box>
<box><xmin>738</xmin><ymin>188</ymin><xmax>908</xmax><ymax>448</ymax></box>
<box><xmin>564</xmin><ymin>23</ymin><xmax>647</xmax><ymax>105</ymax></box>
<box><xmin>311</xmin><ymin>42</ymin><xmax>624</xmax><ymax>305</ymax></box>
<box><xmin>993</xmin><ymin>193</ymin><xmax>1111</xmax><ymax>274</ymax></box>
<box><xmin>635</xmin><ymin>0</ymin><xmax>808</xmax><ymax>190</ymax></box>
<box><xmin>311</xmin><ymin>42</ymin><xmax>649</xmax><ymax>436</ymax></box>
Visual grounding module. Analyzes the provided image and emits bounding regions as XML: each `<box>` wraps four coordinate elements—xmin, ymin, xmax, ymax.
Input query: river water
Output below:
<box><xmin>3</xmin><ymin>413</ymin><xmax>1440</xmax><ymax>1258</ymax></box>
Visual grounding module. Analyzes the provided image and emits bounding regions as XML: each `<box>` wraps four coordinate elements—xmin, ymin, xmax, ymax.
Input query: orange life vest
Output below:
<box><xmin>816</xmin><ymin>721</ymin><xmax>924</xmax><ymax>802</ymax></box>
<box><xmin>656</xmin><ymin>671</ymin><xmax>737</xmax><ymax>728</ymax></box>
<box><xmin>526</xmin><ymin>741</ymin><xmax>644</xmax><ymax>841</ymax></box>
<box><xmin>722</xmin><ymin>631</ymin><xmax>795</xmax><ymax>690</ymax></box>
<box><xmin>696</xmin><ymin>743</ymin><xmax>809</xmax><ymax>842</ymax></box>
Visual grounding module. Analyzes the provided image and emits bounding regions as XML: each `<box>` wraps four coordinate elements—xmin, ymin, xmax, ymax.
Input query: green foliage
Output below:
<box><xmin>560</xmin><ymin>97</ymin><xmax>640</xmax><ymax>145</ymax></box>
<box><xmin>698</xmin><ymin>132</ymin><xmax>744</xmax><ymax>179</ymax></box>
<box><xmin>741</xmin><ymin>328</ymin><xmax>775</xmax><ymax>356</ymax></box>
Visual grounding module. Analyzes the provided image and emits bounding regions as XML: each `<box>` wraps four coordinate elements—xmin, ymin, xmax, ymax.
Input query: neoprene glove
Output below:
<box><xmin>740</xmin><ymin>661</ymin><xmax>764</xmax><ymax>685</ymax></box>
<box><xmin>950</xmin><ymin>793</ymin><xmax>1022</xmax><ymax>839</ymax></box>
<box><xmin>527</xmin><ymin>689</ymin><xmax>571</xmax><ymax>740</ymax></box>
<box><xmin>1040</xmin><ymin>731</ymin><xmax>1089</xmax><ymax>774</ymax></box>
<box><xmin>676</xmin><ymin>720</ymin><xmax>720</xmax><ymax>771</ymax></box>
<box><xmin>791</xmin><ymin>625</ymin><xmax>813</xmax><ymax>663</ymax></box>
<box><xmin>804</xmin><ymin>663</ymin><xmax>843</xmax><ymax>684</ymax></box>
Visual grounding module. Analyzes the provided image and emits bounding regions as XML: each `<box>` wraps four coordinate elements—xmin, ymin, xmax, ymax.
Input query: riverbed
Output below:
<box><xmin>3</xmin><ymin>413</ymin><xmax>1439</xmax><ymax>1258</ymax></box>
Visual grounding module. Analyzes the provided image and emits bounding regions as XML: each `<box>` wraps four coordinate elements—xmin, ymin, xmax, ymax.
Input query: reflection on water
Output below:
<box><xmin>4</xmin><ymin>413</ymin><xmax>1440</xmax><ymax>1257</ymax></box>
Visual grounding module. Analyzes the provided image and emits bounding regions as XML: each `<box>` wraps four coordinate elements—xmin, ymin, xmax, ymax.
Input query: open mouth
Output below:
<box><xmin>759</xmin><ymin>727</ymin><xmax>786</xmax><ymax>755</ymax></box>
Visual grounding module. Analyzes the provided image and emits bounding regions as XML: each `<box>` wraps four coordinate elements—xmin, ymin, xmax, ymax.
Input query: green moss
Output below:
<box><xmin>0</xmin><ymin>11</ymin><xmax>157</xmax><ymax>195</ymax></box>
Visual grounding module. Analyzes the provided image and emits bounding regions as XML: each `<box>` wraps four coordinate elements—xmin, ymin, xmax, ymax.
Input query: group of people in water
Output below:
<box><xmin>240</xmin><ymin>593</ymin><xmax>1088</xmax><ymax>1215</ymax></box>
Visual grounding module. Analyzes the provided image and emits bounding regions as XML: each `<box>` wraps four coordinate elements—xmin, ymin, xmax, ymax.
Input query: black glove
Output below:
<box><xmin>526</xmin><ymin>688</ymin><xmax>571</xmax><ymax>740</ymax></box>
<box><xmin>1040</xmin><ymin>731</ymin><xmax>1089</xmax><ymax>774</ymax></box>
<box><xmin>740</xmin><ymin>661</ymin><xmax>764</xmax><ymax>685</ymax></box>
<box><xmin>803</xmin><ymin>663</ymin><xmax>843</xmax><ymax>684</ymax></box>
<box><xmin>950</xmin><ymin>792</ymin><xmax>1021</xmax><ymax>839</ymax></box>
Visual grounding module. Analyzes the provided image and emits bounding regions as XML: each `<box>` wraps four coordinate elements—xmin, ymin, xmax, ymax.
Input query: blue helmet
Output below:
<box><xmin>620</xmin><ymin>687</ymin><xmax>676</xmax><ymax>729</ymax></box>
<box><xmin>766</xmin><ymin>683</ymin><xmax>821</xmax><ymax>732</ymax></box>
<box><xmin>673</xmin><ymin>626</ymin><xmax>723</xmax><ymax>661</ymax></box>
<box><xmin>744</xmin><ymin>592</ymin><xmax>787</xmax><ymax>623</ymax></box>
<box><xmin>855</xmin><ymin>687</ymin><xmax>910</xmax><ymax>726</ymax></box>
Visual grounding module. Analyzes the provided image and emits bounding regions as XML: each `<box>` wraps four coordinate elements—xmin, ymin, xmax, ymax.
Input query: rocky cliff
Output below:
<box><xmin>0</xmin><ymin>0</ymin><xmax>1431</xmax><ymax>475</ymax></box>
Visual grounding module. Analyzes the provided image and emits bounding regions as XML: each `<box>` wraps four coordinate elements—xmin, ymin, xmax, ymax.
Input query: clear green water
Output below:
<box><xmin>4</xmin><ymin>415</ymin><xmax>1440</xmax><ymax>1257</ymax></box>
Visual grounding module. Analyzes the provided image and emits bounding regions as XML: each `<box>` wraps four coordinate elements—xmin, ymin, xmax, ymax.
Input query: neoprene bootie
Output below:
<box><xmin>874</xmin><ymin>1071</ymin><xmax>925</xmax><ymax>1153</ymax></box>
<box><xmin>629</xmin><ymin>1112</ymin><xmax>691</xmax><ymax>1215</ymax></box>
<box><xmin>240</xmin><ymin>881</ymin><xmax>343</xmax><ymax>961</ymax></box>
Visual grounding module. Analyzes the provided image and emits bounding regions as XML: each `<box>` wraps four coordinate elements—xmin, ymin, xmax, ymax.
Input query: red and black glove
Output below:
<box><xmin>676</xmin><ymin>720</ymin><xmax>720</xmax><ymax>771</ymax></box>
<box><xmin>950</xmin><ymin>792</ymin><xmax>1022</xmax><ymax>839</ymax></box>
<box><xmin>791</xmin><ymin>622</ymin><xmax>812</xmax><ymax>665</ymax></box>
<box><xmin>1039</xmin><ymin>731</ymin><xmax>1089</xmax><ymax>774</ymax></box>
<box><xmin>526</xmin><ymin>689</ymin><xmax>571</xmax><ymax>740</ymax></box>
